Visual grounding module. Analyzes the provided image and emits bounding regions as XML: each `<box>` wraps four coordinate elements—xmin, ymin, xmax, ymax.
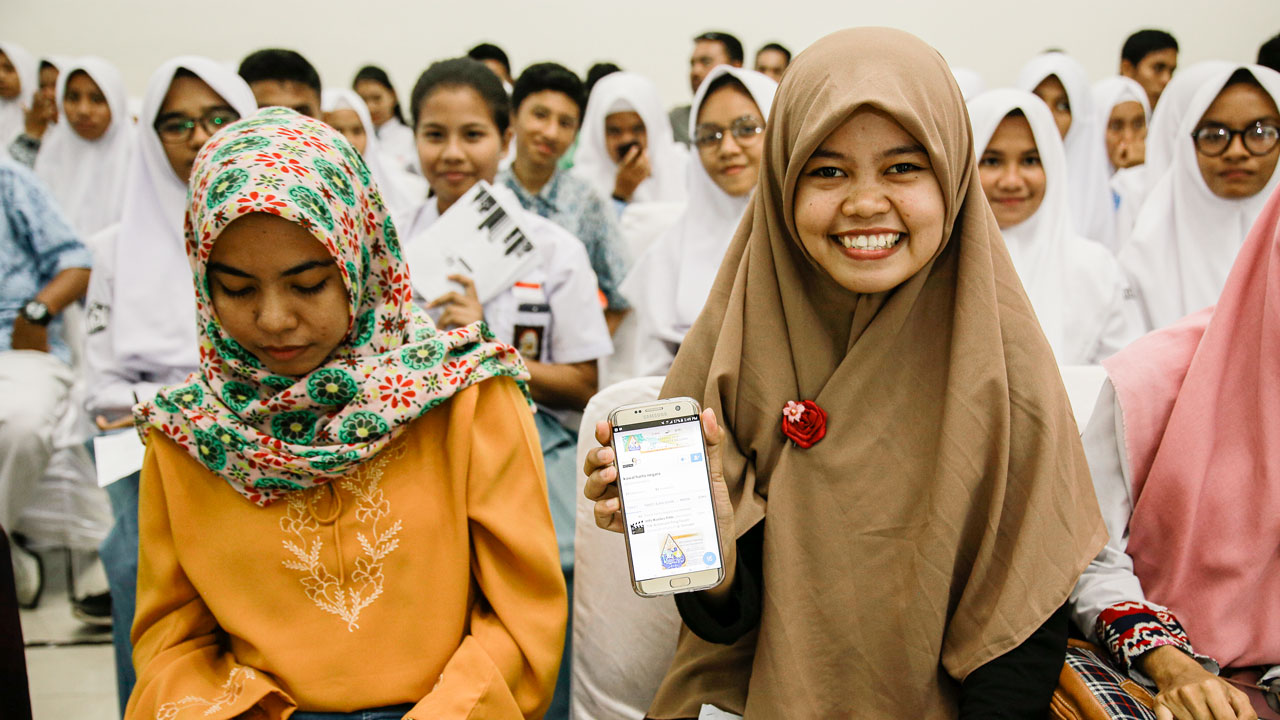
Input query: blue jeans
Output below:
<box><xmin>289</xmin><ymin>704</ymin><xmax>414</xmax><ymax>719</ymax></box>
<box><xmin>100</xmin><ymin>469</ymin><xmax>140</xmax><ymax>715</ymax></box>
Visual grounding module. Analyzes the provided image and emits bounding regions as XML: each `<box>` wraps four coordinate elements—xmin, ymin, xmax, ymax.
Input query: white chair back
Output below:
<box><xmin>572</xmin><ymin>376</ymin><xmax>679</xmax><ymax>720</ymax></box>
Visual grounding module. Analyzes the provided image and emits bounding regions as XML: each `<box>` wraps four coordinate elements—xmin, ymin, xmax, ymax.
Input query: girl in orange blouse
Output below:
<box><xmin>125</xmin><ymin>107</ymin><xmax>566</xmax><ymax>720</ymax></box>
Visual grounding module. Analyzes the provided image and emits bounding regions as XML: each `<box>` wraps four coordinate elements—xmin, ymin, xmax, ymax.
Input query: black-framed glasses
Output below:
<box><xmin>694</xmin><ymin>115</ymin><xmax>764</xmax><ymax>150</ymax></box>
<box><xmin>1191</xmin><ymin>121</ymin><xmax>1280</xmax><ymax>157</ymax></box>
<box><xmin>154</xmin><ymin>108</ymin><xmax>241</xmax><ymax>144</ymax></box>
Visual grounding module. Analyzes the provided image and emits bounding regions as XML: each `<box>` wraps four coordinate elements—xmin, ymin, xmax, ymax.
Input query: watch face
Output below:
<box><xmin>23</xmin><ymin>301</ymin><xmax>50</xmax><ymax>324</ymax></box>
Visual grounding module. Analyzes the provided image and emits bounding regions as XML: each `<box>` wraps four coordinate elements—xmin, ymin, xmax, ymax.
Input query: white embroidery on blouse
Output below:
<box><xmin>280</xmin><ymin>445</ymin><xmax>404</xmax><ymax>631</ymax></box>
<box><xmin>155</xmin><ymin>666</ymin><xmax>254</xmax><ymax>719</ymax></box>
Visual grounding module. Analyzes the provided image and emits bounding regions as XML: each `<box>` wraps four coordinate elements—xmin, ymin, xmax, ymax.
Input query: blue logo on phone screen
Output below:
<box><xmin>690</xmin><ymin>452</ymin><xmax>704</xmax><ymax>463</ymax></box>
<box><xmin>703</xmin><ymin>551</ymin><xmax>717</xmax><ymax>566</ymax></box>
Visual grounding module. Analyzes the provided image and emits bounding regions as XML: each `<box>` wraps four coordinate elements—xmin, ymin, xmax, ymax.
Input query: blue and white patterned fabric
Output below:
<box><xmin>497</xmin><ymin>167</ymin><xmax>630</xmax><ymax>312</ymax></box>
<box><xmin>0</xmin><ymin>159</ymin><xmax>91</xmax><ymax>363</ymax></box>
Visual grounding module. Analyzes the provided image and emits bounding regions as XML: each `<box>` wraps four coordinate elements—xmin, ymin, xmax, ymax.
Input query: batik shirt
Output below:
<box><xmin>497</xmin><ymin>167</ymin><xmax>631</xmax><ymax>312</ymax></box>
<box><xmin>0</xmin><ymin>160</ymin><xmax>91</xmax><ymax>363</ymax></box>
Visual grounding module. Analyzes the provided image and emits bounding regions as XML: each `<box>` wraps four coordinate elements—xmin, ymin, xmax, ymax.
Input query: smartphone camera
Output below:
<box><xmin>676</xmin><ymin>405</ymin><xmax>682</xmax><ymax>411</ymax></box>
<box><xmin>615</xmin><ymin>141</ymin><xmax>639</xmax><ymax>162</ymax></box>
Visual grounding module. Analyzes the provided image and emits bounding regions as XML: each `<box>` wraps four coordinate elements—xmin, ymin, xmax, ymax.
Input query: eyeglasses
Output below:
<box><xmin>154</xmin><ymin>109</ymin><xmax>241</xmax><ymax>144</ymax></box>
<box><xmin>1191</xmin><ymin>121</ymin><xmax>1280</xmax><ymax>157</ymax></box>
<box><xmin>694</xmin><ymin>115</ymin><xmax>764</xmax><ymax>150</ymax></box>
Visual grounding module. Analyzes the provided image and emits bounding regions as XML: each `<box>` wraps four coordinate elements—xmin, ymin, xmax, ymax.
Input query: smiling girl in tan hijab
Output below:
<box><xmin>585</xmin><ymin>27</ymin><xmax>1106</xmax><ymax>718</ymax></box>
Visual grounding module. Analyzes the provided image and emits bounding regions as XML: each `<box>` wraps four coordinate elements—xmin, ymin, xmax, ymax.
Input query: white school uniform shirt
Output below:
<box><xmin>321</xmin><ymin>89</ymin><xmax>426</xmax><ymax>229</ymax></box>
<box><xmin>1018</xmin><ymin>52</ymin><xmax>1115</xmax><ymax>245</ymax></box>
<box><xmin>617</xmin><ymin>67</ymin><xmax>776</xmax><ymax>379</ymax></box>
<box><xmin>375</xmin><ymin>115</ymin><xmax>420</xmax><ymax>176</ymax></box>
<box><xmin>1090</xmin><ymin>77</ymin><xmax>1150</xmax><ymax>251</ymax></box>
<box><xmin>1110</xmin><ymin>61</ymin><xmax>1237</xmax><ymax>249</ymax></box>
<box><xmin>0</xmin><ymin>42</ymin><xmax>37</xmax><ymax>150</ymax></box>
<box><xmin>84</xmin><ymin>57</ymin><xmax>258</xmax><ymax>417</ymax></box>
<box><xmin>83</xmin><ymin>228</ymin><xmax>196</xmax><ymax>418</ymax></box>
<box><xmin>969</xmin><ymin>89</ymin><xmax>1144</xmax><ymax>363</ymax></box>
<box><xmin>1118</xmin><ymin>64</ymin><xmax>1280</xmax><ymax>332</ymax></box>
<box><xmin>405</xmin><ymin>184</ymin><xmax>614</xmax><ymax>428</ymax></box>
<box><xmin>573</xmin><ymin>72</ymin><xmax>690</xmax><ymax>204</ymax></box>
<box><xmin>34</xmin><ymin>56</ymin><xmax>135</xmax><ymax>242</ymax></box>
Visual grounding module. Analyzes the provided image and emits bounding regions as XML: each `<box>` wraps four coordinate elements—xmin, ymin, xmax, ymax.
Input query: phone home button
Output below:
<box><xmin>669</xmin><ymin>577</ymin><xmax>692</xmax><ymax>588</ymax></box>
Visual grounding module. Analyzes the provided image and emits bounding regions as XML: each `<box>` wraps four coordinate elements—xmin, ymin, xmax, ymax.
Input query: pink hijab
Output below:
<box><xmin>1103</xmin><ymin>185</ymin><xmax>1280</xmax><ymax>669</ymax></box>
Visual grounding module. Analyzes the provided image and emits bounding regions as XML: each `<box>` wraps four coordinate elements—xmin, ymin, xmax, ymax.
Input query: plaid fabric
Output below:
<box><xmin>1066</xmin><ymin>644</ymin><xmax>1158</xmax><ymax>720</ymax></box>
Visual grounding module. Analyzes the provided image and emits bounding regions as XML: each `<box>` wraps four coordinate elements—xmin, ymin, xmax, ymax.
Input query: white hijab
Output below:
<box><xmin>1110</xmin><ymin>62</ymin><xmax>1237</xmax><ymax>249</ymax></box>
<box><xmin>322</xmin><ymin>88</ymin><xmax>425</xmax><ymax>228</ymax></box>
<box><xmin>1088</xmin><ymin>76</ymin><xmax>1150</xmax><ymax>249</ymax></box>
<box><xmin>1119</xmin><ymin>64</ymin><xmax>1280</xmax><ymax>331</ymax></box>
<box><xmin>619</xmin><ymin>66</ymin><xmax>776</xmax><ymax>376</ymax></box>
<box><xmin>0</xmin><ymin>42</ymin><xmax>38</xmax><ymax>149</ymax></box>
<box><xmin>1092</xmin><ymin>76</ymin><xmax>1151</xmax><ymax>175</ymax></box>
<box><xmin>111</xmin><ymin>57</ymin><xmax>257</xmax><ymax>372</ymax></box>
<box><xmin>572</xmin><ymin>72</ymin><xmax>688</xmax><ymax>203</ymax></box>
<box><xmin>972</xmin><ymin>88</ymin><xmax>1095</xmax><ymax>358</ymax></box>
<box><xmin>34</xmin><ymin>56</ymin><xmax>135</xmax><ymax>240</ymax></box>
<box><xmin>951</xmin><ymin>67</ymin><xmax>986</xmax><ymax>101</ymax></box>
<box><xmin>1017</xmin><ymin>52</ymin><xmax>1115</xmax><ymax>245</ymax></box>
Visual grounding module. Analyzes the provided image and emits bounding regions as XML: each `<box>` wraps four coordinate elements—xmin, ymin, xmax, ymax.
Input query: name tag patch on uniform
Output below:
<box><xmin>514</xmin><ymin>324</ymin><xmax>545</xmax><ymax>361</ymax></box>
<box><xmin>513</xmin><ymin>281</ymin><xmax>549</xmax><ymax>362</ymax></box>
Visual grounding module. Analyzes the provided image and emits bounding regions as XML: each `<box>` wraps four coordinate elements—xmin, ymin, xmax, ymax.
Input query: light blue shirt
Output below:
<box><xmin>0</xmin><ymin>160</ymin><xmax>92</xmax><ymax>363</ymax></box>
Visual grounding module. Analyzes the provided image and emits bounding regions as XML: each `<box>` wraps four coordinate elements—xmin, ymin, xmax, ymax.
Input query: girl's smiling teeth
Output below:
<box><xmin>833</xmin><ymin>232</ymin><xmax>905</xmax><ymax>250</ymax></box>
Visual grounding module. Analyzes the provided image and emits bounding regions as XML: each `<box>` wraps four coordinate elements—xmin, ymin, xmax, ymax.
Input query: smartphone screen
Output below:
<box><xmin>612</xmin><ymin>411</ymin><xmax>722</xmax><ymax>590</ymax></box>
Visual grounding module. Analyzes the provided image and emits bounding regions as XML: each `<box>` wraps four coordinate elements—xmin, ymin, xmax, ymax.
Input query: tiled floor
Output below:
<box><xmin>18</xmin><ymin>550</ymin><xmax>119</xmax><ymax>720</ymax></box>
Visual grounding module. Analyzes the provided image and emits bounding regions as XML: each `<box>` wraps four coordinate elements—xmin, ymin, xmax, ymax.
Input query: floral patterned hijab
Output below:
<box><xmin>135</xmin><ymin>107</ymin><xmax>530</xmax><ymax>506</ymax></box>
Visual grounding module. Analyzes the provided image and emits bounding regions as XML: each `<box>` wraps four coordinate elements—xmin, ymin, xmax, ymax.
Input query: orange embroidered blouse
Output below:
<box><xmin>125</xmin><ymin>378</ymin><xmax>567</xmax><ymax>719</ymax></box>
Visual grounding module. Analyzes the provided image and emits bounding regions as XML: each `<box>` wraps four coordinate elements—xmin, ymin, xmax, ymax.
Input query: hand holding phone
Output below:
<box><xmin>584</xmin><ymin>402</ymin><xmax>736</xmax><ymax>597</ymax></box>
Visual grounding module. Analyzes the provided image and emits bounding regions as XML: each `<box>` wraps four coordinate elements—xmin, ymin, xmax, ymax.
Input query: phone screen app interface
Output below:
<box><xmin>614</xmin><ymin>415</ymin><xmax>721</xmax><ymax>582</ymax></box>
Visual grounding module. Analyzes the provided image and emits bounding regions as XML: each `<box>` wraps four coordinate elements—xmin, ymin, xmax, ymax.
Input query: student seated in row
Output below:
<box><xmin>0</xmin><ymin>158</ymin><xmax>91</xmax><ymax>615</ymax></box>
<box><xmin>969</xmin><ymin>89</ymin><xmax>1142</xmax><ymax>363</ymax></box>
<box><xmin>585</xmin><ymin>27</ymin><xmax>1106</xmax><ymax>719</ymax></box>
<box><xmin>497</xmin><ymin>62</ymin><xmax>631</xmax><ymax>334</ymax></box>
<box><xmin>35</xmin><ymin>56</ymin><xmax>134</xmax><ymax>242</ymax></box>
<box><xmin>84</xmin><ymin>55</ymin><xmax>258</xmax><ymax>715</ymax></box>
<box><xmin>352</xmin><ymin>65</ymin><xmax>419</xmax><ymax>177</ymax></box>
<box><xmin>573</xmin><ymin>71</ymin><xmax>688</xmax><ymax>212</ymax></box>
<box><xmin>320</xmin><ymin>87</ymin><xmax>426</xmax><ymax>228</ymax></box>
<box><xmin>1019</xmin><ymin>52</ymin><xmax>1117</xmax><ymax>248</ymax></box>
<box><xmin>403</xmin><ymin>58</ymin><xmax>613</xmax><ymax>718</ymax></box>
<box><xmin>127</xmin><ymin>107</ymin><xmax>565</xmax><ymax>719</ymax></box>
<box><xmin>237</xmin><ymin>48</ymin><xmax>321</xmax><ymax>118</ymax></box>
<box><xmin>1071</xmin><ymin>185</ymin><xmax>1280</xmax><ymax>720</ymax></box>
<box><xmin>1119</xmin><ymin>64</ymin><xmax>1280</xmax><ymax>331</ymax></box>
<box><xmin>618</xmin><ymin>65</ymin><xmax>775</xmax><ymax>379</ymax></box>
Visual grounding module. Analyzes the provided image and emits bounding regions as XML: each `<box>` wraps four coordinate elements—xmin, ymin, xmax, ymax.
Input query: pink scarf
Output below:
<box><xmin>1104</xmin><ymin>186</ymin><xmax>1280</xmax><ymax>669</ymax></box>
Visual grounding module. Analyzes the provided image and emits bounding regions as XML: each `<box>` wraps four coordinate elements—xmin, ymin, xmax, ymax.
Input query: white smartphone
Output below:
<box><xmin>608</xmin><ymin>397</ymin><xmax>725</xmax><ymax>597</ymax></box>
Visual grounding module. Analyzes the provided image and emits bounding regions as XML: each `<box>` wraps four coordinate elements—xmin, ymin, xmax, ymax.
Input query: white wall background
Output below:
<box><xmin>4</xmin><ymin>0</ymin><xmax>1279</xmax><ymax>110</ymax></box>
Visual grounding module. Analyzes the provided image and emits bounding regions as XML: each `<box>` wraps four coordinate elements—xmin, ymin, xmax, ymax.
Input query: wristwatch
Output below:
<box><xmin>21</xmin><ymin>300</ymin><xmax>52</xmax><ymax>326</ymax></box>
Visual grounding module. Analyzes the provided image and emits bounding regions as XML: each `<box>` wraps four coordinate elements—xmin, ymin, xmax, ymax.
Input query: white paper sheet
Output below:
<box><xmin>93</xmin><ymin>431</ymin><xmax>146</xmax><ymax>488</ymax></box>
<box><xmin>405</xmin><ymin>180</ymin><xmax>541</xmax><ymax>304</ymax></box>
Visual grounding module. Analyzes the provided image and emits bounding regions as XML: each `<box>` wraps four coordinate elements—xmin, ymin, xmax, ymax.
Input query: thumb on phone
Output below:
<box><xmin>700</xmin><ymin>409</ymin><xmax>734</xmax><ymax>542</ymax></box>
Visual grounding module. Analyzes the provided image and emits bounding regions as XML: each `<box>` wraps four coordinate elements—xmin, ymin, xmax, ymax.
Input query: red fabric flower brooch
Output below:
<box><xmin>781</xmin><ymin>400</ymin><xmax>826</xmax><ymax>449</ymax></box>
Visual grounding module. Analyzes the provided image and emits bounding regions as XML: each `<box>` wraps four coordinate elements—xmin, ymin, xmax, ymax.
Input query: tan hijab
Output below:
<box><xmin>650</xmin><ymin>27</ymin><xmax>1106</xmax><ymax>718</ymax></box>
